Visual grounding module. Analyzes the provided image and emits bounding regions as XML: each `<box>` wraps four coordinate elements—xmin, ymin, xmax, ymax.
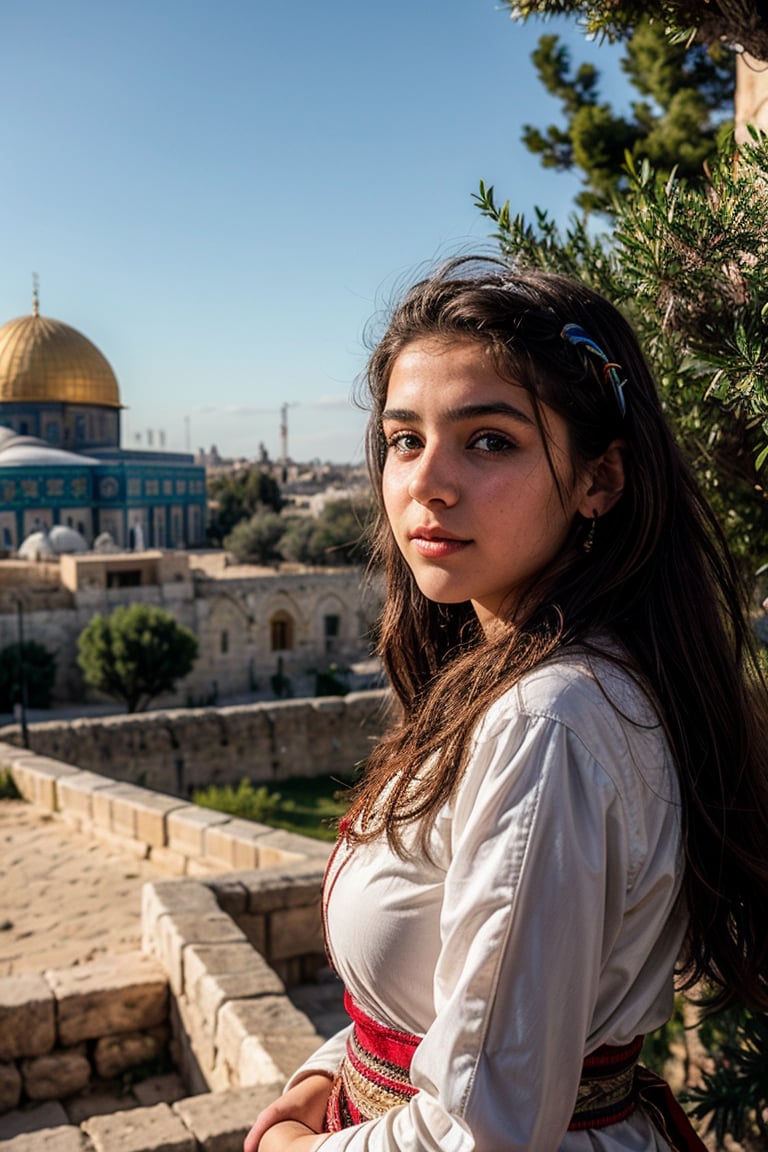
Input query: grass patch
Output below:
<box><xmin>192</xmin><ymin>773</ymin><xmax>357</xmax><ymax>842</ymax></box>
<box><xmin>0</xmin><ymin>768</ymin><xmax>20</xmax><ymax>800</ymax></box>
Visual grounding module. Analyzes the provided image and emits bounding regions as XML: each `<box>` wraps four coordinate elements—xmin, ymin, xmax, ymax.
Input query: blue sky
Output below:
<box><xmin>1</xmin><ymin>1</ymin><xmax>629</xmax><ymax>464</ymax></box>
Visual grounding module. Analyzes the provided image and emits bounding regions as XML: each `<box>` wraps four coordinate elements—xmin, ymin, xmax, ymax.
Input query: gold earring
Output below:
<box><xmin>583</xmin><ymin>511</ymin><xmax>598</xmax><ymax>554</ymax></box>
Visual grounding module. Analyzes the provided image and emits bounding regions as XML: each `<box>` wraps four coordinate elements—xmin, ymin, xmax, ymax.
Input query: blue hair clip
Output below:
<box><xmin>561</xmin><ymin>323</ymin><xmax>627</xmax><ymax>418</ymax></box>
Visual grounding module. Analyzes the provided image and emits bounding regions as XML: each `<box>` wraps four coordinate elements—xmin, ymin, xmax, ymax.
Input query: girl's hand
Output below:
<box><xmin>243</xmin><ymin>1073</ymin><xmax>333</xmax><ymax>1152</ymax></box>
<box><xmin>257</xmin><ymin>1120</ymin><xmax>325</xmax><ymax>1152</ymax></box>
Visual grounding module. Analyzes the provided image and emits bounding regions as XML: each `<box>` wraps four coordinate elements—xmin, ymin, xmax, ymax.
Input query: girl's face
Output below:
<box><xmin>381</xmin><ymin>337</ymin><xmax>593</xmax><ymax>632</ymax></box>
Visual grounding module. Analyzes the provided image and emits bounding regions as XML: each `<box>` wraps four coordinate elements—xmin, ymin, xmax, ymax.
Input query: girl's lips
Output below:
<box><xmin>410</xmin><ymin>532</ymin><xmax>470</xmax><ymax>558</ymax></box>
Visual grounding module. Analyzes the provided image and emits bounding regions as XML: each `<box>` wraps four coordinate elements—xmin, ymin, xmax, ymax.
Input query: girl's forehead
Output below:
<box><xmin>384</xmin><ymin>337</ymin><xmax>537</xmax><ymax>412</ymax></box>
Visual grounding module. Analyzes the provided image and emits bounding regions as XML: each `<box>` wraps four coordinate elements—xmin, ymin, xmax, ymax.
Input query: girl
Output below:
<box><xmin>245</xmin><ymin>259</ymin><xmax>768</xmax><ymax>1151</ymax></box>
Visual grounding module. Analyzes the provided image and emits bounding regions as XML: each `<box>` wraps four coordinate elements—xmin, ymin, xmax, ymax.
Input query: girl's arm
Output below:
<box><xmin>243</xmin><ymin>1072</ymin><xmax>333</xmax><ymax>1152</ymax></box>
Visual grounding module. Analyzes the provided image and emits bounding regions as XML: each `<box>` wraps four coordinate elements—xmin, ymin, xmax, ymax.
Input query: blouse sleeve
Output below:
<box><xmin>308</xmin><ymin>693</ymin><xmax>682</xmax><ymax>1152</ymax></box>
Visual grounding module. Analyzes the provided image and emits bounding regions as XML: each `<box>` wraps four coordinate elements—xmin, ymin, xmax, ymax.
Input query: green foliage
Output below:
<box><xmin>193</xmin><ymin>773</ymin><xmax>356</xmax><ymax>842</ymax></box>
<box><xmin>0</xmin><ymin>641</ymin><xmax>57</xmax><ymax>712</ymax></box>
<box><xmin>684</xmin><ymin>1009</ymin><xmax>768</xmax><ymax>1144</ymax></box>
<box><xmin>475</xmin><ymin>131</ymin><xmax>768</xmax><ymax>571</ymax></box>
<box><xmin>314</xmin><ymin>663</ymin><xmax>350</xmax><ymax>697</ymax></box>
<box><xmin>224</xmin><ymin>510</ymin><xmax>285</xmax><ymax>564</ymax></box>
<box><xmin>520</xmin><ymin>17</ymin><xmax>732</xmax><ymax>213</ymax></box>
<box><xmin>0</xmin><ymin>768</ymin><xmax>21</xmax><ymax>799</ymax></box>
<box><xmin>193</xmin><ymin>778</ymin><xmax>283</xmax><ymax>822</ymax></box>
<box><xmin>641</xmin><ymin>996</ymin><xmax>685</xmax><ymax>1076</ymax></box>
<box><xmin>221</xmin><ymin>495</ymin><xmax>373</xmax><ymax>567</ymax></box>
<box><xmin>77</xmin><ymin>604</ymin><xmax>199</xmax><ymax>713</ymax></box>
<box><xmin>280</xmin><ymin>497</ymin><xmax>374</xmax><ymax>566</ymax></box>
<box><xmin>207</xmin><ymin>467</ymin><xmax>283</xmax><ymax>543</ymax></box>
<box><xmin>501</xmin><ymin>0</ymin><xmax>762</xmax><ymax>56</ymax></box>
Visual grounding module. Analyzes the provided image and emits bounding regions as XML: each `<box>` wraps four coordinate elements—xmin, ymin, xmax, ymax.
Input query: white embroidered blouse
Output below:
<box><xmin>288</xmin><ymin>653</ymin><xmax>686</xmax><ymax>1151</ymax></box>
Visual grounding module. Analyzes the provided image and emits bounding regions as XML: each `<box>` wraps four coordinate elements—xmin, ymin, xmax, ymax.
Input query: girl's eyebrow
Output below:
<box><xmin>381</xmin><ymin>402</ymin><xmax>535</xmax><ymax>427</ymax></box>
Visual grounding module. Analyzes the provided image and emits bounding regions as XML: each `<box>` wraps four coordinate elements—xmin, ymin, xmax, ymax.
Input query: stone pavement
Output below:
<box><xmin>0</xmin><ymin>799</ymin><xmax>168</xmax><ymax>977</ymax></box>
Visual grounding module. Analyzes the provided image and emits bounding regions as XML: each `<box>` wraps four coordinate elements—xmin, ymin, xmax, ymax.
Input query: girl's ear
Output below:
<box><xmin>578</xmin><ymin>440</ymin><xmax>625</xmax><ymax>518</ymax></box>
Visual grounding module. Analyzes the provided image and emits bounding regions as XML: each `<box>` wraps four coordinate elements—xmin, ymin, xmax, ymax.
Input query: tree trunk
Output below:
<box><xmin>735</xmin><ymin>52</ymin><xmax>768</xmax><ymax>143</ymax></box>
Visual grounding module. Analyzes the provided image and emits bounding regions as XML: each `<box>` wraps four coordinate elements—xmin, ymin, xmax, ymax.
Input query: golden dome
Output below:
<box><xmin>0</xmin><ymin>305</ymin><xmax>121</xmax><ymax>409</ymax></box>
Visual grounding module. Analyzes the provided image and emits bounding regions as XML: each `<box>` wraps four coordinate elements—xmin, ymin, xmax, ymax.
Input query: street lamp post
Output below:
<box><xmin>15</xmin><ymin>601</ymin><xmax>29</xmax><ymax>749</ymax></box>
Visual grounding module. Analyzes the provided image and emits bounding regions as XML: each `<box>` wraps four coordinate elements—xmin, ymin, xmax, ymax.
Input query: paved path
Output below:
<box><xmin>0</xmin><ymin>799</ymin><xmax>168</xmax><ymax>977</ymax></box>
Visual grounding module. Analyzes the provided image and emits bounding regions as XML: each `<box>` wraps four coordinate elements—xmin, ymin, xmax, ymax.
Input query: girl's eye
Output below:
<box><xmin>386</xmin><ymin>431</ymin><xmax>422</xmax><ymax>454</ymax></box>
<box><xmin>470</xmin><ymin>431</ymin><xmax>515</xmax><ymax>453</ymax></box>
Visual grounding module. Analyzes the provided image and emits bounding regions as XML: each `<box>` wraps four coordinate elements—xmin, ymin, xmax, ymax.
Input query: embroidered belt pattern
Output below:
<box><xmin>324</xmin><ymin>991</ymin><xmax>648</xmax><ymax>1135</ymax></box>
<box><xmin>325</xmin><ymin>991</ymin><xmax>420</xmax><ymax>1131</ymax></box>
<box><xmin>568</xmin><ymin>1035</ymin><xmax>643</xmax><ymax>1129</ymax></box>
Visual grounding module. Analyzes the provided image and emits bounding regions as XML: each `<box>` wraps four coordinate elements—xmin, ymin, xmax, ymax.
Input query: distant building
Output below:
<box><xmin>0</xmin><ymin>551</ymin><xmax>383</xmax><ymax>707</ymax></box>
<box><xmin>0</xmin><ymin>293</ymin><xmax>206</xmax><ymax>551</ymax></box>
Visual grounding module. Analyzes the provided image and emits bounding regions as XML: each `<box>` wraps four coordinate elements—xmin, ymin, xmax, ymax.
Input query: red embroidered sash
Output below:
<box><xmin>324</xmin><ymin>991</ymin><xmax>707</xmax><ymax>1150</ymax></box>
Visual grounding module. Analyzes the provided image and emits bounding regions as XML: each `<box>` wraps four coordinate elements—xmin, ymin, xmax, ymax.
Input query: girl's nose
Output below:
<box><xmin>407</xmin><ymin>448</ymin><xmax>459</xmax><ymax>506</ymax></box>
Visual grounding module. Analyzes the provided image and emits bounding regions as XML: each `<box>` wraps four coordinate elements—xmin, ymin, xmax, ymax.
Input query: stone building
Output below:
<box><xmin>0</xmin><ymin>291</ymin><xmax>206</xmax><ymax>551</ymax></box>
<box><xmin>0</xmin><ymin>551</ymin><xmax>382</xmax><ymax>708</ymax></box>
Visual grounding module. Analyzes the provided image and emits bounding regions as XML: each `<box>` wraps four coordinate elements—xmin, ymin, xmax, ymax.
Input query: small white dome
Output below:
<box><xmin>93</xmin><ymin>531</ymin><xmax>121</xmax><ymax>553</ymax></box>
<box><xmin>17</xmin><ymin>530</ymin><xmax>55</xmax><ymax>560</ymax></box>
<box><xmin>49</xmin><ymin>525</ymin><xmax>88</xmax><ymax>554</ymax></box>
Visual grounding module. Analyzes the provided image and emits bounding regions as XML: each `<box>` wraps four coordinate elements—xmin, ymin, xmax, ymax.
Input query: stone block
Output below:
<box><xmin>146</xmin><ymin>846</ymin><xmax>189</xmax><ymax>875</ymax></box>
<box><xmin>0</xmin><ymin>1125</ymin><xmax>85</xmax><ymax>1152</ymax></box>
<box><xmin>91</xmin><ymin>825</ymin><xmax>151</xmax><ymax>860</ymax></box>
<box><xmin>0</xmin><ymin>1060</ymin><xmax>22</xmax><ymax>1112</ymax></box>
<box><xmin>205</xmin><ymin>877</ymin><xmax>248</xmax><ymax>919</ymax></box>
<box><xmin>56</xmin><ymin>770</ymin><xmax>116</xmax><ymax>821</ymax></box>
<box><xmin>21</xmin><ymin>1047</ymin><xmax>90</xmax><ymax>1100</ymax></box>
<box><xmin>46</xmin><ymin>953</ymin><xmax>167</xmax><ymax>1046</ymax></box>
<box><xmin>83</xmin><ymin>1102</ymin><xmax>196</xmax><ymax>1152</ymax></box>
<box><xmin>195</xmin><ymin>961</ymin><xmax>285</xmax><ymax>1025</ymax></box>
<box><xmin>268</xmin><ymin>903</ymin><xmax>324</xmax><ymax>962</ymax></box>
<box><xmin>91</xmin><ymin>783</ymin><xmax>127</xmax><ymax>832</ymax></box>
<box><xmin>0</xmin><ymin>973</ymin><xmax>55</xmax><ymax>1060</ymax></box>
<box><xmin>0</xmin><ymin>1099</ymin><xmax>69</xmax><ymax>1138</ymax></box>
<box><xmin>184</xmin><ymin>856</ymin><xmax>219</xmax><ymax>878</ymax></box>
<box><xmin>251</xmin><ymin>1030</ymin><xmax>323</xmax><ymax>1083</ymax></box>
<box><xmin>10</xmin><ymin>756</ymin><xmax>80</xmax><ymax>811</ymax></box>
<box><xmin>183</xmin><ymin>943</ymin><xmax>259</xmax><ymax>999</ymax></box>
<box><xmin>173</xmin><ymin>990</ymin><xmax>215</xmax><ymax>1081</ymax></box>
<box><xmin>109</xmin><ymin>784</ymin><xmax>155</xmax><ymax>839</ymax></box>
<box><xmin>131</xmin><ymin>1072</ymin><xmax>186</xmax><ymax>1108</ymax></box>
<box><xmin>64</xmin><ymin>1090</ymin><xmax>142</xmax><ymax>1123</ymax></box>
<box><xmin>183</xmin><ymin>944</ymin><xmax>261</xmax><ymax>999</ymax></box>
<box><xmin>141</xmin><ymin>879</ymin><xmax>220</xmax><ymax>954</ymax></box>
<box><xmin>166</xmin><ymin>807</ymin><xmax>231</xmax><ymax>858</ymax></box>
<box><xmin>133</xmin><ymin>792</ymin><xmax>187</xmax><ymax>848</ymax></box>
<box><xmin>241</xmin><ymin>865</ymin><xmax>324</xmax><ymax>914</ymax></box>
<box><xmin>235</xmin><ymin>913</ymin><xmax>267</xmax><ymax>955</ymax></box>
<box><xmin>93</xmin><ymin>1030</ymin><xmax>166</xmax><ymax>1079</ymax></box>
<box><xmin>156</xmin><ymin>913</ymin><xmax>244</xmax><ymax>998</ymax></box>
<box><xmin>254</xmin><ymin>830</ymin><xmax>306</xmax><ymax>869</ymax></box>
<box><xmin>203</xmin><ymin>819</ymin><xmax>268</xmax><ymax>871</ymax></box>
<box><xmin>232</xmin><ymin>1035</ymin><xmax>283</xmax><ymax>1086</ymax></box>
<box><xmin>167</xmin><ymin>997</ymin><xmax>201</xmax><ymax>1096</ymax></box>
<box><xmin>173</xmin><ymin>1084</ymin><xmax>283</xmax><ymax>1152</ymax></box>
<box><xmin>215</xmin><ymin>996</ymin><xmax>317</xmax><ymax>1080</ymax></box>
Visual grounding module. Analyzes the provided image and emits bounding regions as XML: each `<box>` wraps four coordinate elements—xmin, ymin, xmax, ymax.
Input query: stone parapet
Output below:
<box><xmin>0</xmin><ymin>741</ymin><xmax>331</xmax><ymax>879</ymax></box>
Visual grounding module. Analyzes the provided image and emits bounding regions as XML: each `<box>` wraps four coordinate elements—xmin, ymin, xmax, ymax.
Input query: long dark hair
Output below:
<box><xmin>346</xmin><ymin>257</ymin><xmax>768</xmax><ymax>1012</ymax></box>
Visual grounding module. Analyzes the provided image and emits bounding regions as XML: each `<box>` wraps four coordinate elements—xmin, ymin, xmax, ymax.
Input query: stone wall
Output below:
<box><xmin>1</xmin><ymin>689</ymin><xmax>391</xmax><ymax>795</ymax></box>
<box><xmin>0</xmin><ymin>953</ymin><xmax>169</xmax><ymax>1116</ymax></box>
